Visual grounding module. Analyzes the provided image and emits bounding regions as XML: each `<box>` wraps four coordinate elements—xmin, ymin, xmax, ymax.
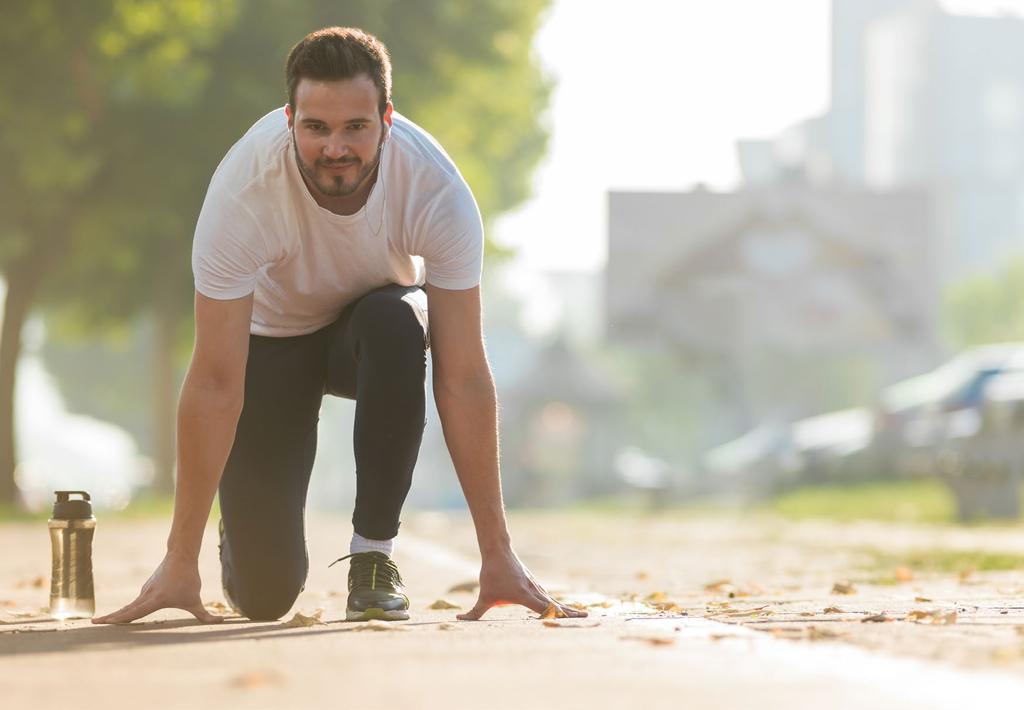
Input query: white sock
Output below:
<box><xmin>350</xmin><ymin>532</ymin><xmax>395</xmax><ymax>557</ymax></box>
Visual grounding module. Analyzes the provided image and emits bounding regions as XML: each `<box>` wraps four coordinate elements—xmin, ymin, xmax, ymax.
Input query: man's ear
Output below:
<box><xmin>383</xmin><ymin>102</ymin><xmax>393</xmax><ymax>129</ymax></box>
<box><xmin>285</xmin><ymin>103</ymin><xmax>294</xmax><ymax>130</ymax></box>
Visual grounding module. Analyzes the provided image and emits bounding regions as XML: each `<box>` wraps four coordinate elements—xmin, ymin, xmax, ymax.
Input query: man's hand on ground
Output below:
<box><xmin>92</xmin><ymin>552</ymin><xmax>224</xmax><ymax>625</ymax></box>
<box><xmin>456</xmin><ymin>549</ymin><xmax>587</xmax><ymax>621</ymax></box>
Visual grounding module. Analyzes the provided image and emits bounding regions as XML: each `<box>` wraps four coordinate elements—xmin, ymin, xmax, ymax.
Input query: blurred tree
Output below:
<box><xmin>7</xmin><ymin>0</ymin><xmax>553</xmax><ymax>502</ymax></box>
<box><xmin>0</xmin><ymin>0</ymin><xmax>239</xmax><ymax>504</ymax></box>
<box><xmin>944</xmin><ymin>256</ymin><xmax>1024</xmax><ymax>347</ymax></box>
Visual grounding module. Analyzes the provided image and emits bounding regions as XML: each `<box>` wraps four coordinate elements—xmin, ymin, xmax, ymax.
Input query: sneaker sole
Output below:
<box><xmin>346</xmin><ymin>607</ymin><xmax>410</xmax><ymax>622</ymax></box>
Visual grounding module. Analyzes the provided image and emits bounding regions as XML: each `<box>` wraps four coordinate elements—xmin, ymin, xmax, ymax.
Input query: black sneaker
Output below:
<box><xmin>329</xmin><ymin>551</ymin><xmax>410</xmax><ymax>621</ymax></box>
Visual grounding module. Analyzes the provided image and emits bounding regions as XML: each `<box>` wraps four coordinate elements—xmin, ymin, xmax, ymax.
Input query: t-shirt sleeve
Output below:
<box><xmin>191</xmin><ymin>192</ymin><xmax>267</xmax><ymax>300</ymax></box>
<box><xmin>419</xmin><ymin>181</ymin><xmax>484</xmax><ymax>290</ymax></box>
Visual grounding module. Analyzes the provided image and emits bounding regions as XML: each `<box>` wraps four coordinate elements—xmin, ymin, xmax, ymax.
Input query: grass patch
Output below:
<box><xmin>0</xmin><ymin>495</ymin><xmax>221</xmax><ymax>524</ymax></box>
<box><xmin>766</xmin><ymin>479</ymin><xmax>959</xmax><ymax>525</ymax></box>
<box><xmin>860</xmin><ymin>548</ymin><xmax>1024</xmax><ymax>584</ymax></box>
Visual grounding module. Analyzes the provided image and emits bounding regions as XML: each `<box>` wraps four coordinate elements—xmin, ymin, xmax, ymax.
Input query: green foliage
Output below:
<box><xmin>767</xmin><ymin>479</ymin><xmax>958</xmax><ymax>524</ymax></box>
<box><xmin>944</xmin><ymin>255</ymin><xmax>1024</xmax><ymax>347</ymax></box>
<box><xmin>3</xmin><ymin>1</ymin><xmax>553</xmax><ymax>467</ymax></box>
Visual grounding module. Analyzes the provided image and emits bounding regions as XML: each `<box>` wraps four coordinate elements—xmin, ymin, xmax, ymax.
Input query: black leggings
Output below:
<box><xmin>218</xmin><ymin>283</ymin><xmax>429</xmax><ymax>620</ymax></box>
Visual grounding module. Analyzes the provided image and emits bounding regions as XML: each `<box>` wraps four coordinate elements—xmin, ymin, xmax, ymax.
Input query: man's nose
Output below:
<box><xmin>323</xmin><ymin>133</ymin><xmax>350</xmax><ymax>160</ymax></box>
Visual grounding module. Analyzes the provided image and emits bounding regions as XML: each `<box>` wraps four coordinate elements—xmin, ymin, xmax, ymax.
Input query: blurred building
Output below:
<box><xmin>605</xmin><ymin>186</ymin><xmax>938</xmax><ymax>435</ymax></box>
<box><xmin>743</xmin><ymin>0</ymin><xmax>1024</xmax><ymax>281</ymax></box>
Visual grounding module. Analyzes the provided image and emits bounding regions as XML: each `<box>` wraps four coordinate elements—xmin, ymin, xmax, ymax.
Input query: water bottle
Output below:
<box><xmin>48</xmin><ymin>490</ymin><xmax>96</xmax><ymax>620</ymax></box>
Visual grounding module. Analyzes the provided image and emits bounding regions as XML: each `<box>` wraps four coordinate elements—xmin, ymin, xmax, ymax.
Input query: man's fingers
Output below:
<box><xmin>92</xmin><ymin>596</ymin><xmax>156</xmax><ymax>625</ymax></box>
<box><xmin>557</xmin><ymin>602</ymin><xmax>588</xmax><ymax>618</ymax></box>
<box><xmin>456</xmin><ymin>597</ymin><xmax>492</xmax><ymax>621</ymax></box>
<box><xmin>185</xmin><ymin>603</ymin><xmax>225</xmax><ymax>624</ymax></box>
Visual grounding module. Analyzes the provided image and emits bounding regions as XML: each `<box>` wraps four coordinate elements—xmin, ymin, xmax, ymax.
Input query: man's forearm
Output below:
<box><xmin>165</xmin><ymin>372</ymin><xmax>244</xmax><ymax>561</ymax></box>
<box><xmin>433</xmin><ymin>370</ymin><xmax>511</xmax><ymax>556</ymax></box>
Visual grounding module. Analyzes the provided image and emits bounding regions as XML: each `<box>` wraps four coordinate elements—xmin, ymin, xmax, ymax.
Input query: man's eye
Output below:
<box><xmin>349</xmin><ymin>124</ymin><xmax>366</xmax><ymax>130</ymax></box>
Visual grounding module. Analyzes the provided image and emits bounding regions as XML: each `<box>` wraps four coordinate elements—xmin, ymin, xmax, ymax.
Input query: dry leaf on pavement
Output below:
<box><xmin>427</xmin><ymin>599</ymin><xmax>460</xmax><ymax>610</ymax></box>
<box><xmin>621</xmin><ymin>634</ymin><xmax>675</xmax><ymax>646</ymax></box>
<box><xmin>831</xmin><ymin>581</ymin><xmax>857</xmax><ymax>595</ymax></box>
<box><xmin>539</xmin><ymin>604</ymin><xmax>568</xmax><ymax>620</ymax></box>
<box><xmin>352</xmin><ymin>619</ymin><xmax>408</xmax><ymax>632</ymax></box>
<box><xmin>635</xmin><ymin>571</ymin><xmax>650</xmax><ymax>581</ymax></box>
<box><xmin>807</xmin><ymin>626</ymin><xmax>844</xmax><ymax>641</ymax></box>
<box><xmin>280</xmin><ymin>609</ymin><xmax>325</xmax><ymax>628</ymax></box>
<box><xmin>823</xmin><ymin>606</ymin><xmax>846</xmax><ymax>614</ymax></box>
<box><xmin>861</xmin><ymin>613</ymin><xmax>891</xmax><ymax>623</ymax></box>
<box><xmin>645</xmin><ymin>591</ymin><xmax>669</xmax><ymax>603</ymax></box>
<box><xmin>447</xmin><ymin>580</ymin><xmax>479</xmax><ymax>593</ymax></box>
<box><xmin>438</xmin><ymin>622</ymin><xmax>459</xmax><ymax>631</ymax></box>
<box><xmin>914</xmin><ymin>596</ymin><xmax>932</xmax><ymax>603</ymax></box>
<box><xmin>229</xmin><ymin>670</ymin><xmax>285</xmax><ymax>689</ymax></box>
<box><xmin>906</xmin><ymin>609</ymin><xmax>957</xmax><ymax>625</ymax></box>
<box><xmin>14</xmin><ymin>576</ymin><xmax>45</xmax><ymax>590</ymax></box>
<box><xmin>704</xmin><ymin>579</ymin><xmax>734</xmax><ymax>594</ymax></box>
<box><xmin>204</xmin><ymin>601</ymin><xmax>237</xmax><ymax>616</ymax></box>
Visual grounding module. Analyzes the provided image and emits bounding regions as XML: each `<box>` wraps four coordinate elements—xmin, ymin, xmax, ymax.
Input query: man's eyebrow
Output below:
<box><xmin>299</xmin><ymin>117</ymin><xmax>374</xmax><ymax>125</ymax></box>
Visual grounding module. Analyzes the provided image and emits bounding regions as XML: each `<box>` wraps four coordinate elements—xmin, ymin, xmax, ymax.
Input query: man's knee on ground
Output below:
<box><xmin>229</xmin><ymin>574</ymin><xmax>305</xmax><ymax>621</ymax></box>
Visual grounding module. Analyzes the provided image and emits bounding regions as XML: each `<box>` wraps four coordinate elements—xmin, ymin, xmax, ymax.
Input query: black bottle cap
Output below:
<box><xmin>52</xmin><ymin>491</ymin><xmax>94</xmax><ymax>520</ymax></box>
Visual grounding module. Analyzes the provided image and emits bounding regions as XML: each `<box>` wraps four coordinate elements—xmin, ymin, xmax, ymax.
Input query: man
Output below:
<box><xmin>93</xmin><ymin>27</ymin><xmax>584</xmax><ymax>624</ymax></box>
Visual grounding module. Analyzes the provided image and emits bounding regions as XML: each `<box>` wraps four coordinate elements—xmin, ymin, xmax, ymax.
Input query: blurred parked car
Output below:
<box><xmin>873</xmin><ymin>343</ymin><xmax>1024</xmax><ymax>479</ymax></box>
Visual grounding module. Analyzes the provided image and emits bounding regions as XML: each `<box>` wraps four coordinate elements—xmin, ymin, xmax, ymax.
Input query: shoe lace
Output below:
<box><xmin>329</xmin><ymin>552</ymin><xmax>403</xmax><ymax>592</ymax></box>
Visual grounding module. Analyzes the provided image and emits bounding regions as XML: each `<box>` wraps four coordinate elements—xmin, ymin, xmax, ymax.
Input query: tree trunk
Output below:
<box><xmin>0</xmin><ymin>258</ymin><xmax>52</xmax><ymax>506</ymax></box>
<box><xmin>152</xmin><ymin>294</ymin><xmax>179</xmax><ymax>495</ymax></box>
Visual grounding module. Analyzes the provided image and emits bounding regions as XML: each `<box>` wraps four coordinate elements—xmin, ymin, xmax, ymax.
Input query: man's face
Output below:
<box><xmin>285</xmin><ymin>75</ymin><xmax>393</xmax><ymax>200</ymax></box>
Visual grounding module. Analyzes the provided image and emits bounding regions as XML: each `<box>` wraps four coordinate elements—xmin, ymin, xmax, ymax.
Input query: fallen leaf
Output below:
<box><xmin>706</xmin><ymin>601</ymin><xmax>733</xmax><ymax>610</ymax></box>
<box><xmin>958</xmin><ymin>568</ymin><xmax>975</xmax><ymax>583</ymax></box>
<box><xmin>914</xmin><ymin>596</ymin><xmax>932</xmax><ymax>603</ymax></box>
<box><xmin>993</xmin><ymin>647</ymin><xmax>1020</xmax><ymax>662</ymax></box>
<box><xmin>229</xmin><ymin>670</ymin><xmax>285</xmax><ymax>689</ymax></box>
<box><xmin>4</xmin><ymin>609</ymin><xmax>43</xmax><ymax>619</ymax></box>
<box><xmin>447</xmin><ymin>581</ymin><xmax>479</xmax><ymax>594</ymax></box>
<box><xmin>645</xmin><ymin>591</ymin><xmax>669</xmax><ymax>603</ymax></box>
<box><xmin>894</xmin><ymin>567</ymin><xmax>914</xmax><ymax>583</ymax></box>
<box><xmin>823</xmin><ymin>606</ymin><xmax>845</xmax><ymax>614</ymax></box>
<box><xmin>807</xmin><ymin>626</ymin><xmax>844</xmax><ymax>641</ymax></box>
<box><xmin>280</xmin><ymin>609</ymin><xmax>325</xmax><ymax>628</ymax></box>
<box><xmin>438</xmin><ymin>622</ymin><xmax>458</xmax><ymax>631</ymax></box>
<box><xmin>0</xmin><ymin>600</ymin><xmax>17</xmax><ymax>608</ymax></box>
<box><xmin>651</xmin><ymin>602</ymin><xmax>684</xmax><ymax>613</ymax></box>
<box><xmin>621</xmin><ymin>634</ymin><xmax>675</xmax><ymax>646</ymax></box>
<box><xmin>351</xmin><ymin>619</ymin><xmax>408</xmax><ymax>632</ymax></box>
<box><xmin>427</xmin><ymin>599</ymin><xmax>460</xmax><ymax>610</ymax></box>
<box><xmin>539</xmin><ymin>604</ymin><xmax>567</xmax><ymax>620</ymax></box>
<box><xmin>709</xmin><ymin>633</ymin><xmax>739</xmax><ymax>641</ymax></box>
<box><xmin>906</xmin><ymin>609</ymin><xmax>957</xmax><ymax>625</ymax></box>
<box><xmin>204</xmin><ymin>601</ymin><xmax>236</xmax><ymax>615</ymax></box>
<box><xmin>799</xmin><ymin>612</ymin><xmax>817</xmax><ymax>617</ymax></box>
<box><xmin>635</xmin><ymin>571</ymin><xmax>650</xmax><ymax>581</ymax></box>
<box><xmin>861</xmin><ymin>613</ymin><xmax>891</xmax><ymax>623</ymax></box>
<box><xmin>704</xmin><ymin>579</ymin><xmax>734</xmax><ymax>594</ymax></box>
<box><xmin>831</xmin><ymin>581</ymin><xmax>856</xmax><ymax>595</ymax></box>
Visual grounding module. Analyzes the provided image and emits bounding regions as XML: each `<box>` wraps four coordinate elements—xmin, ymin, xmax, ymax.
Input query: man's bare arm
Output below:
<box><xmin>92</xmin><ymin>290</ymin><xmax>252</xmax><ymax>624</ymax></box>
<box><xmin>425</xmin><ymin>283</ymin><xmax>585</xmax><ymax>620</ymax></box>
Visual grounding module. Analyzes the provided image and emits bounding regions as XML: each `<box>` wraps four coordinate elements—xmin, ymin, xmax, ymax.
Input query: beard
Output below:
<box><xmin>291</xmin><ymin>131</ymin><xmax>385</xmax><ymax>199</ymax></box>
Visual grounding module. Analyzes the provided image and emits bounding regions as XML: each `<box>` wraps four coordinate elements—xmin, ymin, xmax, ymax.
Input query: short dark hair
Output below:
<box><xmin>285</xmin><ymin>27</ymin><xmax>392</xmax><ymax>115</ymax></box>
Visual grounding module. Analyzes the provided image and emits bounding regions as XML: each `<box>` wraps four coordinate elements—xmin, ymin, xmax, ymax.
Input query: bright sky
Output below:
<box><xmin>494</xmin><ymin>0</ymin><xmax>1024</xmax><ymax>275</ymax></box>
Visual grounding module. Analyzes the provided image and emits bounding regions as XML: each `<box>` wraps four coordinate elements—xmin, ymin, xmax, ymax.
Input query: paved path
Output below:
<box><xmin>5</xmin><ymin>511</ymin><xmax>1024</xmax><ymax>709</ymax></box>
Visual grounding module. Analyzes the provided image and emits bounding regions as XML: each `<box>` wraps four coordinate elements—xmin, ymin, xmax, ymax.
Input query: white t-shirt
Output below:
<box><xmin>192</xmin><ymin>108</ymin><xmax>484</xmax><ymax>336</ymax></box>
